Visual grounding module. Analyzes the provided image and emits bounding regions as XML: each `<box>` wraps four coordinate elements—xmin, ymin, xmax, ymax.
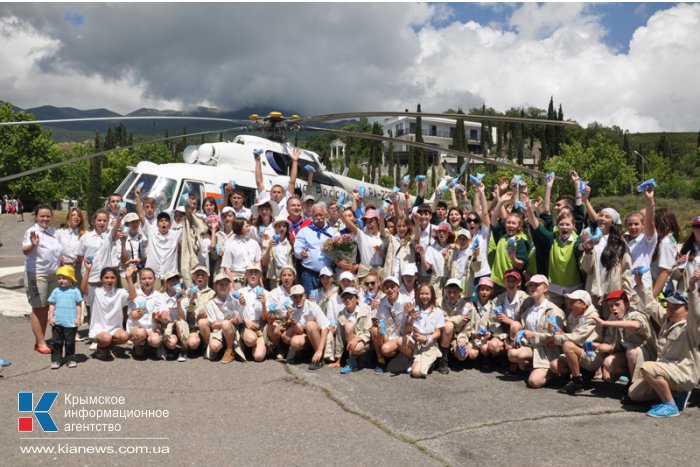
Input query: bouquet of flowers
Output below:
<box><xmin>322</xmin><ymin>234</ymin><xmax>356</xmax><ymax>263</ymax></box>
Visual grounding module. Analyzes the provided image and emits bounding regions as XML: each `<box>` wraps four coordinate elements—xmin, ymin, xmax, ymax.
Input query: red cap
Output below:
<box><xmin>693</xmin><ymin>216</ymin><xmax>700</xmax><ymax>227</ymax></box>
<box><xmin>605</xmin><ymin>289</ymin><xmax>628</xmax><ymax>301</ymax></box>
<box><xmin>504</xmin><ymin>269</ymin><xmax>522</xmax><ymax>281</ymax></box>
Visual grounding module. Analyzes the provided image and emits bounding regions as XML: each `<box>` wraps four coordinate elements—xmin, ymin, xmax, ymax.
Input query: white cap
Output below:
<box><xmin>319</xmin><ymin>267</ymin><xmax>334</xmax><ymax>277</ymax></box>
<box><xmin>401</xmin><ymin>262</ymin><xmax>418</xmax><ymax>276</ymax></box>
<box><xmin>338</xmin><ymin>271</ymin><xmax>356</xmax><ymax>283</ymax></box>
<box><xmin>221</xmin><ymin>206</ymin><xmax>235</xmax><ymax>215</ymax></box>
<box><xmin>564</xmin><ymin>289</ymin><xmax>592</xmax><ymax>306</ymax></box>
<box><xmin>251</xmin><ymin>199</ymin><xmax>279</xmax><ymax>218</ymax></box>
<box><xmin>382</xmin><ymin>276</ymin><xmax>400</xmax><ymax>286</ymax></box>
<box><xmin>290</xmin><ymin>284</ymin><xmax>305</xmax><ymax>296</ymax></box>
<box><xmin>445</xmin><ymin>278</ymin><xmax>463</xmax><ymax>290</ymax></box>
<box><xmin>456</xmin><ymin>229</ymin><xmax>471</xmax><ymax>239</ymax></box>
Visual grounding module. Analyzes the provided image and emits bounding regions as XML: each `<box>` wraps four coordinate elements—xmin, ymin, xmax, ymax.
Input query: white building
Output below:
<box><xmin>382</xmin><ymin>115</ymin><xmax>495</xmax><ymax>166</ymax></box>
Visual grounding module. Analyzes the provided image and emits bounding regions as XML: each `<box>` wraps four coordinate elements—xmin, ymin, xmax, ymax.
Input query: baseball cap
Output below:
<box><xmin>456</xmin><ymin>229</ymin><xmax>471</xmax><ymax>239</ymax></box>
<box><xmin>504</xmin><ymin>269</ymin><xmax>522</xmax><ymax>281</ymax></box>
<box><xmin>213</xmin><ymin>272</ymin><xmax>230</xmax><ymax>284</ymax></box>
<box><xmin>564</xmin><ymin>290</ymin><xmax>592</xmax><ymax>306</ymax></box>
<box><xmin>382</xmin><ymin>276</ymin><xmax>400</xmax><ymax>286</ymax></box>
<box><xmin>478</xmin><ymin>277</ymin><xmax>494</xmax><ymax>289</ymax></box>
<box><xmin>174</xmin><ymin>206</ymin><xmax>186</xmax><ymax>214</ymax></box>
<box><xmin>401</xmin><ymin>262</ymin><xmax>418</xmax><ymax>276</ymax></box>
<box><xmin>319</xmin><ymin>267</ymin><xmax>334</xmax><ymax>277</ymax></box>
<box><xmin>666</xmin><ymin>290</ymin><xmax>689</xmax><ymax>305</ymax></box>
<box><xmin>445</xmin><ymin>278</ymin><xmax>463</xmax><ymax>290</ymax></box>
<box><xmin>163</xmin><ymin>271</ymin><xmax>181</xmax><ymax>282</ymax></box>
<box><xmin>221</xmin><ymin>206</ymin><xmax>235</xmax><ymax>215</ymax></box>
<box><xmin>605</xmin><ymin>289</ymin><xmax>628</xmax><ymax>301</ymax></box>
<box><xmin>339</xmin><ymin>271</ymin><xmax>356</xmax><ymax>282</ymax></box>
<box><xmin>123</xmin><ymin>212</ymin><xmax>139</xmax><ymax>224</ymax></box>
<box><xmin>340</xmin><ymin>287</ymin><xmax>359</xmax><ymax>297</ymax></box>
<box><xmin>246</xmin><ymin>262</ymin><xmax>262</xmax><ymax>272</ymax></box>
<box><xmin>157</xmin><ymin>212</ymin><xmax>171</xmax><ymax>221</ymax></box>
<box><xmin>290</xmin><ymin>284</ymin><xmax>306</xmax><ymax>296</ymax></box>
<box><xmin>692</xmin><ymin>216</ymin><xmax>700</xmax><ymax>227</ymax></box>
<box><xmin>190</xmin><ymin>265</ymin><xmax>209</xmax><ymax>275</ymax></box>
<box><xmin>302</xmin><ymin>194</ymin><xmax>316</xmax><ymax>203</ymax></box>
<box><xmin>526</xmin><ymin>274</ymin><xmax>549</xmax><ymax>287</ymax></box>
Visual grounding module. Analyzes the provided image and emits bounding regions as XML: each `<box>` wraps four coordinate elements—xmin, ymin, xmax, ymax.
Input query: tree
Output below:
<box><xmin>543</xmin><ymin>134</ymin><xmax>635</xmax><ymax>196</ymax></box>
<box><xmin>414</xmin><ymin>104</ymin><xmax>425</xmax><ymax>176</ymax></box>
<box><xmin>87</xmin><ymin>132</ymin><xmax>103</xmax><ymax>215</ymax></box>
<box><xmin>0</xmin><ymin>103</ymin><xmax>65</xmax><ymax>208</ymax></box>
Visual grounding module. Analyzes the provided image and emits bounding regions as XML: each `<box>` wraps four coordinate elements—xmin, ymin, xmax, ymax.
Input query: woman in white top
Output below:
<box><xmin>81</xmin><ymin>262</ymin><xmax>137</xmax><ymax>361</ymax></box>
<box><xmin>221</xmin><ymin>218</ymin><xmax>261</xmax><ymax>289</ymax></box>
<box><xmin>22</xmin><ymin>204</ymin><xmax>63</xmax><ymax>354</ymax></box>
<box><xmin>341</xmin><ymin>205</ymin><xmax>386</xmax><ymax>280</ymax></box>
<box><xmin>56</xmin><ymin>208</ymin><xmax>86</xmax><ymax>270</ymax></box>
<box><xmin>262</xmin><ymin>216</ymin><xmax>293</xmax><ymax>289</ymax></box>
<box><xmin>651</xmin><ymin>207</ymin><xmax>680</xmax><ymax>296</ymax></box>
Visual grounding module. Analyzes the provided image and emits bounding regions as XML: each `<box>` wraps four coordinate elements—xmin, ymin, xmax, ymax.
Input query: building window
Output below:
<box><xmin>469</xmin><ymin>129</ymin><xmax>478</xmax><ymax>141</ymax></box>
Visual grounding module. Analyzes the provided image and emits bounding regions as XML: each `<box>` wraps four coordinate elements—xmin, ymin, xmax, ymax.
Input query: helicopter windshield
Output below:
<box><xmin>125</xmin><ymin>174</ymin><xmax>177</xmax><ymax>212</ymax></box>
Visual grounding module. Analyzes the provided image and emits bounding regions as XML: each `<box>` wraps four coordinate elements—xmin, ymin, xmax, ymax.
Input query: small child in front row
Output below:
<box><xmin>48</xmin><ymin>266</ymin><xmax>84</xmax><ymax>369</ymax></box>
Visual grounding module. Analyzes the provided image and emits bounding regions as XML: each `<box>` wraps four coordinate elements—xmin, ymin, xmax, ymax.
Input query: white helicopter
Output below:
<box><xmin>1</xmin><ymin>110</ymin><xmax>576</xmax><ymax>214</ymax></box>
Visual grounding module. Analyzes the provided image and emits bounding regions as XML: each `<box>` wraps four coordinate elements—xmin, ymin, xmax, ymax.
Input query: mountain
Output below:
<box><xmin>2</xmin><ymin>102</ymin><xmax>362</xmax><ymax>142</ymax></box>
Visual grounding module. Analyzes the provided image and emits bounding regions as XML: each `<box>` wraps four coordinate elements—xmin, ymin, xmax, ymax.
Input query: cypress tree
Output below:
<box><xmin>414</xmin><ymin>104</ymin><xmax>425</xmax><ymax>176</ymax></box>
<box><xmin>87</xmin><ymin>131</ymin><xmax>103</xmax><ymax>216</ymax></box>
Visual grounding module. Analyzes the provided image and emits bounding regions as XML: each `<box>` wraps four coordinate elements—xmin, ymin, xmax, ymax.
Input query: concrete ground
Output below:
<box><xmin>2</xmin><ymin>213</ymin><xmax>700</xmax><ymax>466</ymax></box>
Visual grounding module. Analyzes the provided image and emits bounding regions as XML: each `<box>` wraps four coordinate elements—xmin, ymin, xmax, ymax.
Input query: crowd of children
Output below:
<box><xmin>20</xmin><ymin>150</ymin><xmax>700</xmax><ymax>418</ymax></box>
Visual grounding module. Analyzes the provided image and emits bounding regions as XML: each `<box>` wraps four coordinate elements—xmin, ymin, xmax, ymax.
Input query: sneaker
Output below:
<box><xmin>672</xmin><ymin>391</ymin><xmax>691</xmax><ymax>412</ymax></box>
<box><xmin>275</xmin><ymin>353</ymin><xmax>285</xmax><ymax>362</ymax></box>
<box><xmin>95</xmin><ymin>349</ymin><xmax>113</xmax><ymax>361</ymax></box>
<box><xmin>558</xmin><ymin>377</ymin><xmax>584</xmax><ymax>395</ymax></box>
<box><xmin>67</xmin><ymin>361</ymin><xmax>77</xmax><ymax>369</ymax></box>
<box><xmin>340</xmin><ymin>356</ymin><xmax>359</xmax><ymax>375</ymax></box>
<box><xmin>0</xmin><ymin>358</ymin><xmax>11</xmax><ymax>367</ymax></box>
<box><xmin>220</xmin><ymin>348</ymin><xmax>235</xmax><ymax>364</ymax></box>
<box><xmin>438</xmin><ymin>358</ymin><xmax>450</xmax><ymax>375</ymax></box>
<box><xmin>156</xmin><ymin>346</ymin><xmax>166</xmax><ymax>361</ymax></box>
<box><xmin>88</xmin><ymin>342</ymin><xmax>98</xmax><ymax>351</ymax></box>
<box><xmin>177</xmin><ymin>352</ymin><xmax>187</xmax><ymax>362</ymax></box>
<box><xmin>373</xmin><ymin>365</ymin><xmax>385</xmax><ymax>375</ymax></box>
<box><xmin>646</xmin><ymin>402</ymin><xmax>680</xmax><ymax>418</ymax></box>
<box><xmin>308</xmin><ymin>360</ymin><xmax>324</xmax><ymax>371</ymax></box>
<box><xmin>50</xmin><ymin>362</ymin><xmax>60</xmax><ymax>370</ymax></box>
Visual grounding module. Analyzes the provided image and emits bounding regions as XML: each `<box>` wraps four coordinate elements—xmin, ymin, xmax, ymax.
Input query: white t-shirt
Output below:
<box><xmin>354</xmin><ymin>229</ymin><xmax>384</xmax><ymax>266</ymax></box>
<box><xmin>376</xmin><ymin>295</ymin><xmax>410</xmax><ymax>339</ymax></box>
<box><xmin>290</xmin><ymin>300</ymin><xmax>329</xmax><ymax>330</ymax></box>
<box><xmin>78</xmin><ymin>230</ymin><xmax>116</xmax><ymax>283</ymax></box>
<box><xmin>143</xmin><ymin>223</ymin><xmax>182</xmax><ymax>279</ymax></box>
<box><xmin>627</xmin><ymin>231</ymin><xmax>658</xmax><ymax>289</ymax></box>
<box><xmin>524</xmin><ymin>300</ymin><xmax>548</xmax><ymax>332</ymax></box>
<box><xmin>235</xmin><ymin>284</ymin><xmax>271</xmax><ymax>322</ymax></box>
<box><xmin>412</xmin><ymin>306</ymin><xmax>445</xmax><ymax>345</ymax></box>
<box><xmin>205</xmin><ymin>295</ymin><xmax>239</xmax><ymax>322</ymax></box>
<box><xmin>472</xmin><ymin>224</ymin><xmax>491</xmax><ymax>277</ymax></box>
<box><xmin>87</xmin><ymin>287</ymin><xmax>129</xmax><ymax>337</ymax></box>
<box><xmin>126</xmin><ymin>288</ymin><xmax>167</xmax><ymax>332</ymax></box>
<box><xmin>221</xmin><ymin>236</ymin><xmax>262</xmax><ymax>273</ymax></box>
<box><xmin>23</xmin><ymin>224</ymin><xmax>62</xmax><ymax>275</ymax></box>
<box><xmin>56</xmin><ymin>227</ymin><xmax>82</xmax><ymax>265</ymax></box>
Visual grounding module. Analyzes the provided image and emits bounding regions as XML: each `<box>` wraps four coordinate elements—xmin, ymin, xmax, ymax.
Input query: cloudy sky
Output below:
<box><xmin>1</xmin><ymin>2</ymin><xmax>698</xmax><ymax>132</ymax></box>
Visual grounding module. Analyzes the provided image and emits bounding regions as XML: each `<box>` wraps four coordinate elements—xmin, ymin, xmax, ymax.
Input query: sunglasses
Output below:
<box><xmin>364</xmin><ymin>281</ymin><xmax>376</xmax><ymax>286</ymax></box>
<box><xmin>466</xmin><ymin>218</ymin><xmax>478</xmax><ymax>223</ymax></box>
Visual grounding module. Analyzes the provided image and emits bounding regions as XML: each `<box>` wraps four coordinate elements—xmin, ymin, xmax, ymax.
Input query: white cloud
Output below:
<box><xmin>0</xmin><ymin>3</ymin><xmax>698</xmax><ymax>131</ymax></box>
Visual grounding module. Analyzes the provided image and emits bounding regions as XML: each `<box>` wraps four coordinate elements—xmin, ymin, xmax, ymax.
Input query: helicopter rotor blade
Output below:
<box><xmin>0</xmin><ymin>115</ymin><xmax>249</xmax><ymax>127</ymax></box>
<box><xmin>0</xmin><ymin>126</ymin><xmax>250</xmax><ymax>183</ymax></box>
<box><xmin>299</xmin><ymin>111</ymin><xmax>577</xmax><ymax>127</ymax></box>
<box><xmin>302</xmin><ymin>126</ymin><xmax>555</xmax><ymax>179</ymax></box>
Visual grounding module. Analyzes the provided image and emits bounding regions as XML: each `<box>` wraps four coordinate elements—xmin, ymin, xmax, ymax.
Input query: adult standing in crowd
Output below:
<box><xmin>22</xmin><ymin>204</ymin><xmax>62</xmax><ymax>354</ymax></box>
<box><xmin>294</xmin><ymin>202</ymin><xmax>337</xmax><ymax>292</ymax></box>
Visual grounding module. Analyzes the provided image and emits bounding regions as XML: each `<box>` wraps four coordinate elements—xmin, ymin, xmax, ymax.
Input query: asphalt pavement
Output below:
<box><xmin>2</xmin><ymin>212</ymin><xmax>700</xmax><ymax>466</ymax></box>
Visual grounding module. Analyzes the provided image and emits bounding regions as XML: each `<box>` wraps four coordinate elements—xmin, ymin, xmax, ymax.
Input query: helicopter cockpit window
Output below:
<box><xmin>115</xmin><ymin>171</ymin><xmax>138</xmax><ymax>199</ymax></box>
<box><xmin>265</xmin><ymin>151</ymin><xmax>291</xmax><ymax>176</ymax></box>
<box><xmin>180</xmin><ymin>181</ymin><xmax>204</xmax><ymax>211</ymax></box>
<box><xmin>126</xmin><ymin>174</ymin><xmax>177</xmax><ymax>212</ymax></box>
